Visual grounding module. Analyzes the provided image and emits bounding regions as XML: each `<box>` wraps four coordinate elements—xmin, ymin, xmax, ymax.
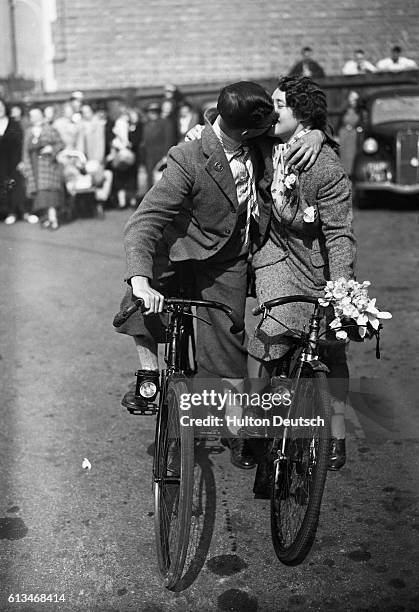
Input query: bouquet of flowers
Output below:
<box><xmin>318</xmin><ymin>278</ymin><xmax>392</xmax><ymax>341</ymax></box>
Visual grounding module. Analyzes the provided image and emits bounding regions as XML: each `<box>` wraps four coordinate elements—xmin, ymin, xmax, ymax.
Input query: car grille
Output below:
<box><xmin>396</xmin><ymin>130</ymin><xmax>419</xmax><ymax>185</ymax></box>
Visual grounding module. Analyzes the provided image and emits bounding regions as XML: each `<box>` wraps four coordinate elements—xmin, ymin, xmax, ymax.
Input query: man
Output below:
<box><xmin>288</xmin><ymin>47</ymin><xmax>325</xmax><ymax>79</ymax></box>
<box><xmin>116</xmin><ymin>81</ymin><xmax>323</xmax><ymax>468</ymax></box>
<box><xmin>376</xmin><ymin>45</ymin><xmax>418</xmax><ymax>72</ymax></box>
<box><xmin>141</xmin><ymin>101</ymin><xmax>172</xmax><ymax>190</ymax></box>
<box><xmin>342</xmin><ymin>49</ymin><xmax>377</xmax><ymax>75</ymax></box>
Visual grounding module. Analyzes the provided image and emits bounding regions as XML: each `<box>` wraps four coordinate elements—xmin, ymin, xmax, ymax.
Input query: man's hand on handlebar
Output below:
<box><xmin>130</xmin><ymin>276</ymin><xmax>164</xmax><ymax>314</ymax></box>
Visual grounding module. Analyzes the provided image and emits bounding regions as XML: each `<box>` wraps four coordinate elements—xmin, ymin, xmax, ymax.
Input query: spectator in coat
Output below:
<box><xmin>106</xmin><ymin>105</ymin><xmax>143</xmax><ymax>208</ymax></box>
<box><xmin>337</xmin><ymin>90</ymin><xmax>365</xmax><ymax>177</ymax></box>
<box><xmin>376</xmin><ymin>45</ymin><xmax>418</xmax><ymax>72</ymax></box>
<box><xmin>177</xmin><ymin>101</ymin><xmax>201</xmax><ymax>142</ymax></box>
<box><xmin>141</xmin><ymin>101</ymin><xmax>171</xmax><ymax>190</ymax></box>
<box><xmin>0</xmin><ymin>97</ymin><xmax>34</xmax><ymax>224</ymax></box>
<box><xmin>288</xmin><ymin>47</ymin><xmax>325</xmax><ymax>79</ymax></box>
<box><xmin>22</xmin><ymin>107</ymin><xmax>65</xmax><ymax>230</ymax></box>
<box><xmin>54</xmin><ymin>102</ymin><xmax>83</xmax><ymax>150</ymax></box>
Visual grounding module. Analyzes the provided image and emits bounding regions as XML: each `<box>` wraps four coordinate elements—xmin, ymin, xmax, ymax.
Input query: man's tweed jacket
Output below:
<box><xmin>124</xmin><ymin>123</ymin><xmax>274</xmax><ymax>281</ymax></box>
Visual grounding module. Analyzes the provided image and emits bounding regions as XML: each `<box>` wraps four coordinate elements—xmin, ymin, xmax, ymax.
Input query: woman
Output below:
<box><xmin>0</xmin><ymin>97</ymin><xmax>32</xmax><ymax>225</ymax></box>
<box><xmin>23</xmin><ymin>107</ymin><xmax>65</xmax><ymax>230</ymax></box>
<box><xmin>248</xmin><ymin>76</ymin><xmax>356</xmax><ymax>471</ymax></box>
<box><xmin>107</xmin><ymin>105</ymin><xmax>142</xmax><ymax>208</ymax></box>
<box><xmin>337</xmin><ymin>90</ymin><xmax>364</xmax><ymax>177</ymax></box>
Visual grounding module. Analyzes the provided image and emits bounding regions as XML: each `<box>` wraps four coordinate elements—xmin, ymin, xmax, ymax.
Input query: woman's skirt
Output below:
<box><xmin>33</xmin><ymin>189</ymin><xmax>64</xmax><ymax>213</ymax></box>
<box><xmin>248</xmin><ymin>257</ymin><xmax>332</xmax><ymax>362</ymax></box>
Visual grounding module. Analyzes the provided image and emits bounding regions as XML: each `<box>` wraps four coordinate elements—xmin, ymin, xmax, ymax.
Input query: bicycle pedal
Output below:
<box><xmin>127</xmin><ymin>404</ymin><xmax>158</xmax><ymax>416</ymax></box>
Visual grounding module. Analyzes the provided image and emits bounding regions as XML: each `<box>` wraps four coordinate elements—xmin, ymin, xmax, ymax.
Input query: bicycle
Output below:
<box><xmin>113</xmin><ymin>296</ymin><xmax>243</xmax><ymax>589</ymax></box>
<box><xmin>252</xmin><ymin>294</ymin><xmax>334</xmax><ymax>566</ymax></box>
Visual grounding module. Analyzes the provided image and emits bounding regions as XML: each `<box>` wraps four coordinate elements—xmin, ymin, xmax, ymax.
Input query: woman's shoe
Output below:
<box><xmin>4</xmin><ymin>215</ymin><xmax>17</xmax><ymax>225</ymax></box>
<box><xmin>23</xmin><ymin>213</ymin><xmax>39</xmax><ymax>224</ymax></box>
<box><xmin>41</xmin><ymin>220</ymin><xmax>51</xmax><ymax>229</ymax></box>
<box><xmin>328</xmin><ymin>438</ymin><xmax>346</xmax><ymax>471</ymax></box>
<box><xmin>49</xmin><ymin>221</ymin><xmax>59</xmax><ymax>230</ymax></box>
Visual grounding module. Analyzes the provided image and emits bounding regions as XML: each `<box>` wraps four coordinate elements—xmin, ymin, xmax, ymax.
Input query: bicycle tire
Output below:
<box><xmin>154</xmin><ymin>376</ymin><xmax>194</xmax><ymax>589</ymax></box>
<box><xmin>270</xmin><ymin>368</ymin><xmax>331</xmax><ymax>565</ymax></box>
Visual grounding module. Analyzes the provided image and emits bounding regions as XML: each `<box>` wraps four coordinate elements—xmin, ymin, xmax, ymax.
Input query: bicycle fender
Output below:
<box><xmin>305</xmin><ymin>359</ymin><xmax>330</xmax><ymax>374</ymax></box>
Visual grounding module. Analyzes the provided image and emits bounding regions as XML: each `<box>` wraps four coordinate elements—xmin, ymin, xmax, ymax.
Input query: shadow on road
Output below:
<box><xmin>173</xmin><ymin>439</ymin><xmax>223</xmax><ymax>591</ymax></box>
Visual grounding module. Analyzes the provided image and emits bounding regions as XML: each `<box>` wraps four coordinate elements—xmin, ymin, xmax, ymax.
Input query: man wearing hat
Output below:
<box><xmin>116</xmin><ymin>81</ymin><xmax>324</xmax><ymax>468</ymax></box>
<box><xmin>141</xmin><ymin>101</ymin><xmax>173</xmax><ymax>190</ymax></box>
<box><xmin>70</xmin><ymin>91</ymin><xmax>84</xmax><ymax>122</ymax></box>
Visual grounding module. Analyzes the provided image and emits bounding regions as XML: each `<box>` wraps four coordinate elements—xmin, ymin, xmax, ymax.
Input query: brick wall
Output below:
<box><xmin>51</xmin><ymin>0</ymin><xmax>419</xmax><ymax>92</ymax></box>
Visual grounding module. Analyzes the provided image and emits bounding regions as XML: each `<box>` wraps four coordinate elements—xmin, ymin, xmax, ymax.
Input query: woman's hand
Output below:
<box><xmin>131</xmin><ymin>276</ymin><xmax>164</xmax><ymax>314</ymax></box>
<box><xmin>185</xmin><ymin>124</ymin><xmax>204</xmax><ymax>142</ymax></box>
<box><xmin>285</xmin><ymin>130</ymin><xmax>325</xmax><ymax>171</ymax></box>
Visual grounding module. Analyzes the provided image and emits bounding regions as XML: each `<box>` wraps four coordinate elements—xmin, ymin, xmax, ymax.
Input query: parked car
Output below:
<box><xmin>352</xmin><ymin>86</ymin><xmax>419</xmax><ymax>207</ymax></box>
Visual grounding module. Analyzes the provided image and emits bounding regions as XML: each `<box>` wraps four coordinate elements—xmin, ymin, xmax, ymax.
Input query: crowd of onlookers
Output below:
<box><xmin>288</xmin><ymin>44</ymin><xmax>417</xmax><ymax>79</ymax></box>
<box><xmin>0</xmin><ymin>83</ymin><xmax>202</xmax><ymax>230</ymax></box>
<box><xmin>1</xmin><ymin>45</ymin><xmax>418</xmax><ymax>229</ymax></box>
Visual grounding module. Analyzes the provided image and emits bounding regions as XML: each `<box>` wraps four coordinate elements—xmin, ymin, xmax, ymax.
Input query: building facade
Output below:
<box><xmin>1</xmin><ymin>0</ymin><xmax>419</xmax><ymax>93</ymax></box>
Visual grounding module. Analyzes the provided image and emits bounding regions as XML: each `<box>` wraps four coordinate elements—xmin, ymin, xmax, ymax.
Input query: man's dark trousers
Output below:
<box><xmin>116</xmin><ymin>206</ymin><xmax>250</xmax><ymax>379</ymax></box>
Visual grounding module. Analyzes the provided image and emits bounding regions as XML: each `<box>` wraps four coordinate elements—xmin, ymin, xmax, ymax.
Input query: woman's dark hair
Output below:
<box><xmin>0</xmin><ymin>97</ymin><xmax>10</xmax><ymax>117</ymax></box>
<box><xmin>277</xmin><ymin>76</ymin><xmax>328</xmax><ymax>131</ymax></box>
<box><xmin>217</xmin><ymin>81</ymin><xmax>275</xmax><ymax>130</ymax></box>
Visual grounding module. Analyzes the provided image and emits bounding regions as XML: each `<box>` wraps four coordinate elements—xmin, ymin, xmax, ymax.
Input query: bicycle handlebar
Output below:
<box><xmin>113</xmin><ymin>297</ymin><xmax>244</xmax><ymax>334</ymax></box>
<box><xmin>252</xmin><ymin>294</ymin><xmax>320</xmax><ymax>316</ymax></box>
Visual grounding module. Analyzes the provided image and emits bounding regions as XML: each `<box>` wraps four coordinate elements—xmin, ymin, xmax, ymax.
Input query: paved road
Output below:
<box><xmin>0</xmin><ymin>207</ymin><xmax>418</xmax><ymax>612</ymax></box>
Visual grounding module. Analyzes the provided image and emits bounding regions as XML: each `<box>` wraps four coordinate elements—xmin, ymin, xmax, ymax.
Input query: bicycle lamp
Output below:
<box><xmin>135</xmin><ymin>370</ymin><xmax>160</xmax><ymax>402</ymax></box>
<box><xmin>140</xmin><ymin>380</ymin><xmax>157</xmax><ymax>398</ymax></box>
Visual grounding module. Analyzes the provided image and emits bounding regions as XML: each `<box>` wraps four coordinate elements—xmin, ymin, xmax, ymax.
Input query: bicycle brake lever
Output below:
<box><xmin>182</xmin><ymin>311</ymin><xmax>211</xmax><ymax>326</ymax></box>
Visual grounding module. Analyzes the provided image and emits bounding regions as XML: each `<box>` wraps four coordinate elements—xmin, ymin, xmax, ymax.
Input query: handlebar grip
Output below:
<box><xmin>113</xmin><ymin>298</ymin><xmax>145</xmax><ymax>327</ymax></box>
<box><xmin>252</xmin><ymin>304</ymin><xmax>263</xmax><ymax>316</ymax></box>
<box><xmin>226</xmin><ymin>308</ymin><xmax>245</xmax><ymax>335</ymax></box>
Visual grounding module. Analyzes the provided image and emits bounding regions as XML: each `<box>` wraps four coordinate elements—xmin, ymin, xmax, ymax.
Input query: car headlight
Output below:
<box><xmin>363</xmin><ymin>138</ymin><xmax>379</xmax><ymax>154</ymax></box>
<box><xmin>139</xmin><ymin>381</ymin><xmax>158</xmax><ymax>399</ymax></box>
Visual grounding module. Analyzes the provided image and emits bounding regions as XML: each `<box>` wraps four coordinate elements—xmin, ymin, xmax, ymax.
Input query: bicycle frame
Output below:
<box><xmin>255</xmin><ymin>297</ymin><xmax>330</xmax><ymax>463</ymax></box>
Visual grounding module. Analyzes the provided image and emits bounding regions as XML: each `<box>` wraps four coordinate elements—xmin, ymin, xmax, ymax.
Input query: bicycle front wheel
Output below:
<box><xmin>271</xmin><ymin>367</ymin><xmax>331</xmax><ymax>565</ymax></box>
<box><xmin>154</xmin><ymin>376</ymin><xmax>194</xmax><ymax>589</ymax></box>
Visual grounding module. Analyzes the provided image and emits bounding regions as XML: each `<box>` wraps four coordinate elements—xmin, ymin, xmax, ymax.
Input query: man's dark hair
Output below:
<box><xmin>276</xmin><ymin>76</ymin><xmax>328</xmax><ymax>132</ymax></box>
<box><xmin>355</xmin><ymin>49</ymin><xmax>365</xmax><ymax>55</ymax></box>
<box><xmin>302</xmin><ymin>46</ymin><xmax>313</xmax><ymax>53</ymax></box>
<box><xmin>217</xmin><ymin>81</ymin><xmax>274</xmax><ymax>130</ymax></box>
<box><xmin>392</xmin><ymin>45</ymin><xmax>402</xmax><ymax>53</ymax></box>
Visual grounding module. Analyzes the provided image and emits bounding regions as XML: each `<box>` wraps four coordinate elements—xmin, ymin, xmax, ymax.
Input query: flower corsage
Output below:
<box><xmin>318</xmin><ymin>278</ymin><xmax>392</xmax><ymax>342</ymax></box>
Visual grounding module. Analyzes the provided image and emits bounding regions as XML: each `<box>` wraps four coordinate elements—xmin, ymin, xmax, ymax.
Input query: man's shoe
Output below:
<box><xmin>222</xmin><ymin>438</ymin><xmax>256</xmax><ymax>469</ymax></box>
<box><xmin>121</xmin><ymin>390</ymin><xmax>148</xmax><ymax>411</ymax></box>
<box><xmin>122</xmin><ymin>370</ymin><xmax>159</xmax><ymax>413</ymax></box>
<box><xmin>328</xmin><ymin>438</ymin><xmax>346</xmax><ymax>471</ymax></box>
<box><xmin>253</xmin><ymin>457</ymin><xmax>273</xmax><ymax>499</ymax></box>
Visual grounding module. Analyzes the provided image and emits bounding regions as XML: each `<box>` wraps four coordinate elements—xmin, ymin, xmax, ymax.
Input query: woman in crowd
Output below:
<box><xmin>0</xmin><ymin>97</ymin><xmax>35</xmax><ymax>225</ymax></box>
<box><xmin>177</xmin><ymin>100</ymin><xmax>201</xmax><ymax>142</ymax></box>
<box><xmin>248</xmin><ymin>76</ymin><xmax>356</xmax><ymax>471</ymax></box>
<box><xmin>107</xmin><ymin>105</ymin><xmax>143</xmax><ymax>208</ymax></box>
<box><xmin>22</xmin><ymin>106</ymin><xmax>65</xmax><ymax>230</ymax></box>
<box><xmin>337</xmin><ymin>90</ymin><xmax>365</xmax><ymax>177</ymax></box>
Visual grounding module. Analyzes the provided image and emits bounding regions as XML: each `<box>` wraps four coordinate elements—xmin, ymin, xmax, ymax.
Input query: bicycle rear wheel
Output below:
<box><xmin>154</xmin><ymin>377</ymin><xmax>194</xmax><ymax>589</ymax></box>
<box><xmin>270</xmin><ymin>367</ymin><xmax>331</xmax><ymax>565</ymax></box>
